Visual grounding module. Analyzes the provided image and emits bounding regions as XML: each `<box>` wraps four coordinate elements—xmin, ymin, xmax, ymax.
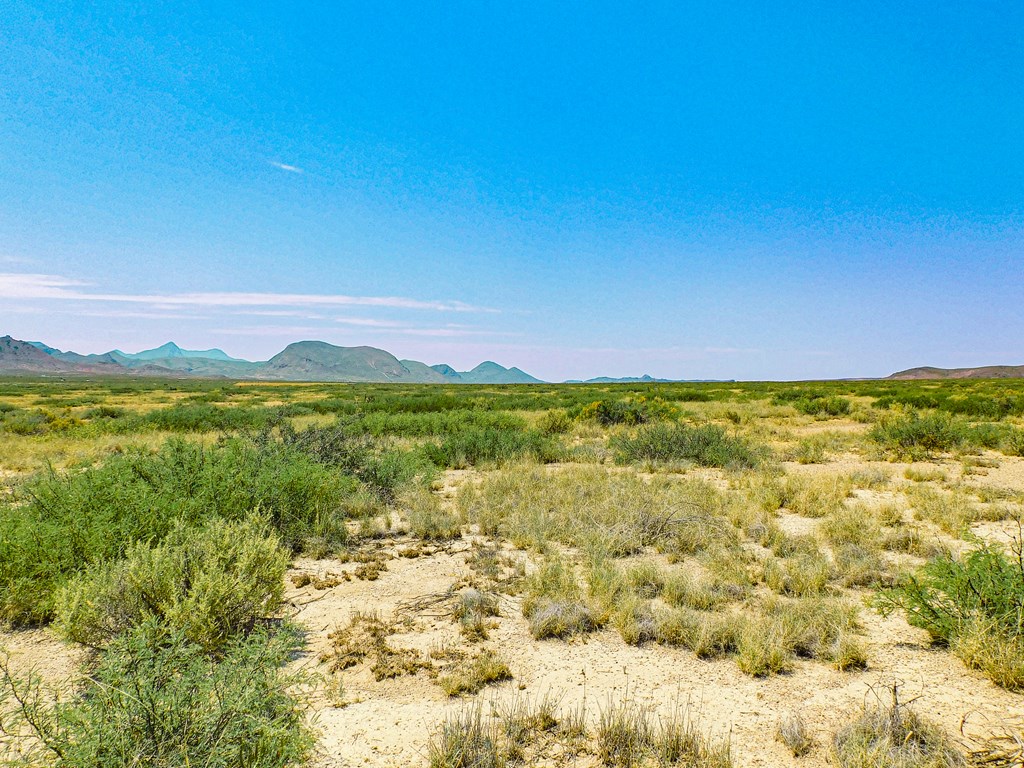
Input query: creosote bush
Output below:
<box><xmin>875</xmin><ymin>539</ymin><xmax>1024</xmax><ymax>689</ymax></box>
<box><xmin>55</xmin><ymin>517</ymin><xmax>288</xmax><ymax>652</ymax></box>
<box><xmin>869</xmin><ymin>409</ymin><xmax>974</xmax><ymax>459</ymax></box>
<box><xmin>611</xmin><ymin>422</ymin><xmax>767</xmax><ymax>469</ymax></box>
<box><xmin>0</xmin><ymin>622</ymin><xmax>312</xmax><ymax>768</ymax></box>
<box><xmin>0</xmin><ymin>437</ymin><xmax>355</xmax><ymax>626</ymax></box>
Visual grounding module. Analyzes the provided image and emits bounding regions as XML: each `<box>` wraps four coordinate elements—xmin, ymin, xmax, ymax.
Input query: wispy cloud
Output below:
<box><xmin>269</xmin><ymin>161</ymin><xmax>303</xmax><ymax>174</ymax></box>
<box><xmin>0</xmin><ymin>273</ymin><xmax>495</xmax><ymax>313</ymax></box>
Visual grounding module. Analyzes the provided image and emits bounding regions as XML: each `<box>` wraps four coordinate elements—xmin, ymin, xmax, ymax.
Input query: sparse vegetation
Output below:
<box><xmin>2</xmin><ymin>375</ymin><xmax>1023</xmax><ymax>765</ymax></box>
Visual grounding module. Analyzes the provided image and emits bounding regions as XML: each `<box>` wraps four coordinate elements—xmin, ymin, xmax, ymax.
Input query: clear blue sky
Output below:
<box><xmin>3</xmin><ymin>1</ymin><xmax>1022</xmax><ymax>380</ymax></box>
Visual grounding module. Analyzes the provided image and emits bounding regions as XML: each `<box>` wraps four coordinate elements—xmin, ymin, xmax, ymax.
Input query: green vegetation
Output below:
<box><xmin>1</xmin><ymin>373</ymin><xmax>1022</xmax><ymax>763</ymax></box>
<box><xmin>876</xmin><ymin>540</ymin><xmax>1024</xmax><ymax>689</ymax></box>
<box><xmin>611</xmin><ymin>422</ymin><xmax>767</xmax><ymax>468</ymax></box>
<box><xmin>1</xmin><ymin>622</ymin><xmax>312</xmax><ymax>768</ymax></box>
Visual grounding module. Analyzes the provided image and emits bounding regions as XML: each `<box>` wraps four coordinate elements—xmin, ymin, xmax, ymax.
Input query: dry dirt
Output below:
<box><xmin>4</xmin><ymin>452</ymin><xmax>1024</xmax><ymax>767</ymax></box>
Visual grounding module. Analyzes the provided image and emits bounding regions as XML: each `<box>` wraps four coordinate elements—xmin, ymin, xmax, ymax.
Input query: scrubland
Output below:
<box><xmin>1</xmin><ymin>377</ymin><xmax>1024</xmax><ymax>767</ymax></box>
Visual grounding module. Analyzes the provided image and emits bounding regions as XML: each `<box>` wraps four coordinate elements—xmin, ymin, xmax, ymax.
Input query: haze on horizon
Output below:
<box><xmin>3</xmin><ymin>2</ymin><xmax>1022</xmax><ymax>382</ymax></box>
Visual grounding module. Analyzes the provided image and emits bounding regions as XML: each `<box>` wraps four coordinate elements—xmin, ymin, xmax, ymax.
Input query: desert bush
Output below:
<box><xmin>612</xmin><ymin>423</ymin><xmax>766</xmax><ymax>469</ymax></box>
<box><xmin>832</xmin><ymin>694</ymin><xmax>964</xmax><ymax>768</ymax></box>
<box><xmin>1001</xmin><ymin>428</ymin><xmax>1024</xmax><ymax>457</ymax></box>
<box><xmin>794</xmin><ymin>396</ymin><xmax>852</xmax><ymax>418</ymax></box>
<box><xmin>536</xmin><ymin>409</ymin><xmax>573</xmax><ymax>435</ymax></box>
<box><xmin>356</xmin><ymin>409</ymin><xmax>525</xmax><ymax>437</ymax></box>
<box><xmin>143</xmin><ymin>403</ymin><xmax>280</xmax><ymax>432</ymax></box>
<box><xmin>875</xmin><ymin>540</ymin><xmax>1024</xmax><ymax>689</ymax></box>
<box><xmin>0</xmin><ymin>622</ymin><xmax>312</xmax><ymax>768</ymax></box>
<box><xmin>55</xmin><ymin>517</ymin><xmax>288</xmax><ymax>651</ymax></box>
<box><xmin>424</xmin><ymin>428</ymin><xmax>559</xmax><ymax>468</ymax></box>
<box><xmin>0</xmin><ymin>438</ymin><xmax>352</xmax><ymax>626</ymax></box>
<box><xmin>869</xmin><ymin>409</ymin><xmax>974</xmax><ymax>459</ymax></box>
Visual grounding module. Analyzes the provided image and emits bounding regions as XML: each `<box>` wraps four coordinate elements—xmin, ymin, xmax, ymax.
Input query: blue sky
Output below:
<box><xmin>3</xmin><ymin>1</ymin><xmax>1022</xmax><ymax>380</ymax></box>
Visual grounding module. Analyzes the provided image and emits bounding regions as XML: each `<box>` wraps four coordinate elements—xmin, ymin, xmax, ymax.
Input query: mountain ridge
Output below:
<box><xmin>2</xmin><ymin>336</ymin><xmax>545</xmax><ymax>384</ymax></box>
<box><xmin>887</xmin><ymin>365</ymin><xmax>1024</xmax><ymax>380</ymax></box>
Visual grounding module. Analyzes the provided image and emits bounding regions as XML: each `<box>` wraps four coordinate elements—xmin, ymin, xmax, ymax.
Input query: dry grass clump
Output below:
<box><xmin>428</xmin><ymin>705</ymin><xmax>505</xmax><ymax>768</ymax></box>
<box><xmin>322</xmin><ymin>613</ymin><xmax>429</xmax><ymax>680</ymax></box>
<box><xmin>773</xmin><ymin>473</ymin><xmax>853</xmax><ymax>518</ymax></box>
<box><xmin>906</xmin><ymin>486</ymin><xmax>978</xmax><ymax>536</ymax></box>
<box><xmin>596</xmin><ymin>699</ymin><xmax>733</xmax><ymax>768</ymax></box>
<box><xmin>437</xmin><ymin>649</ymin><xmax>513</xmax><ymax>696</ymax></box>
<box><xmin>662</xmin><ymin>570</ymin><xmax>732</xmax><ymax>611</ymax></box>
<box><xmin>522</xmin><ymin>557</ymin><xmax>597</xmax><ymax>639</ymax></box>
<box><xmin>821</xmin><ymin>504</ymin><xmax>883</xmax><ymax>549</ymax></box>
<box><xmin>401</xmin><ymin>486</ymin><xmax>462</xmax><ymax>541</ymax></box>
<box><xmin>832</xmin><ymin>693</ymin><xmax>964</xmax><ymax>768</ymax></box>
<box><xmin>777</xmin><ymin>711</ymin><xmax>813</xmax><ymax>757</ymax></box>
<box><xmin>453</xmin><ymin>588</ymin><xmax>500</xmax><ymax>640</ymax></box>
<box><xmin>950</xmin><ymin>617</ymin><xmax>1024</xmax><ymax>691</ymax></box>
<box><xmin>458</xmin><ymin>466</ymin><xmax>734</xmax><ymax>558</ymax></box>
<box><xmin>763</xmin><ymin>553</ymin><xmax>832</xmax><ymax>597</ymax></box>
<box><xmin>905</xmin><ymin>467</ymin><xmax>948</xmax><ymax>483</ymax></box>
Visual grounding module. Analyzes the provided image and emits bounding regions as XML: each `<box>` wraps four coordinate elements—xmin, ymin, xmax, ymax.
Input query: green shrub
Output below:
<box><xmin>0</xmin><ymin>622</ymin><xmax>312</xmax><ymax>768</ymax></box>
<box><xmin>536</xmin><ymin>409</ymin><xmax>573</xmax><ymax>435</ymax></box>
<box><xmin>0</xmin><ymin>438</ymin><xmax>352</xmax><ymax>626</ymax></box>
<box><xmin>55</xmin><ymin>517</ymin><xmax>288</xmax><ymax>652</ymax></box>
<box><xmin>611</xmin><ymin>423</ymin><xmax>766</xmax><ymax>468</ymax></box>
<box><xmin>424</xmin><ymin>428</ymin><xmax>559</xmax><ymax>468</ymax></box>
<box><xmin>869</xmin><ymin>410</ymin><xmax>973</xmax><ymax>459</ymax></box>
<box><xmin>875</xmin><ymin>541</ymin><xmax>1024</xmax><ymax>689</ymax></box>
<box><xmin>794</xmin><ymin>396</ymin><xmax>852</xmax><ymax>417</ymax></box>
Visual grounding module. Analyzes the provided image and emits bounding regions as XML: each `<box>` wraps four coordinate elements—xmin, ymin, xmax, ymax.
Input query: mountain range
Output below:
<box><xmin>886</xmin><ymin>365</ymin><xmax>1024</xmax><ymax>380</ymax></box>
<box><xmin>0</xmin><ymin>336</ymin><xmax>543</xmax><ymax>384</ymax></box>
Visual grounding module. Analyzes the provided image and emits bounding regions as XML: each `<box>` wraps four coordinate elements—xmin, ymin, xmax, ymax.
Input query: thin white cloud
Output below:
<box><xmin>270</xmin><ymin>161</ymin><xmax>304</xmax><ymax>174</ymax></box>
<box><xmin>0</xmin><ymin>273</ymin><xmax>495</xmax><ymax>313</ymax></box>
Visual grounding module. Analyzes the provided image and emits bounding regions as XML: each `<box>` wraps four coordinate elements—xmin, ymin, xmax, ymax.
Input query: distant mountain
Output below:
<box><xmin>888</xmin><ymin>365</ymin><xmax>1024</xmax><ymax>380</ymax></box>
<box><xmin>430</xmin><ymin>363</ymin><xmax>462</xmax><ymax>380</ymax></box>
<box><xmin>4</xmin><ymin>337</ymin><xmax>84</xmax><ymax>373</ymax></box>
<box><xmin>5</xmin><ymin>335</ymin><xmax>544</xmax><ymax>383</ymax></box>
<box><xmin>455</xmin><ymin>361</ymin><xmax>543</xmax><ymax>384</ymax></box>
<box><xmin>564</xmin><ymin>374</ymin><xmax>734</xmax><ymax>384</ymax></box>
<box><xmin>121</xmin><ymin>342</ymin><xmax>245</xmax><ymax>362</ymax></box>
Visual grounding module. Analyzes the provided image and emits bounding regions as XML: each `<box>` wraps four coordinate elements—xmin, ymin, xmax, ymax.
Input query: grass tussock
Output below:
<box><xmin>459</xmin><ymin>466</ymin><xmax>735</xmax><ymax>557</ymax></box>
<box><xmin>832</xmin><ymin>691</ymin><xmax>964</xmax><ymax>768</ymax></box>
<box><xmin>437</xmin><ymin>649</ymin><xmax>513</xmax><ymax>696</ymax></box>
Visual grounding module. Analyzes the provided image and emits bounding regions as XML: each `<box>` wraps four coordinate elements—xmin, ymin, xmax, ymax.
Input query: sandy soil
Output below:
<box><xmin>288</xmin><ymin>541</ymin><xmax>1024</xmax><ymax>768</ymax></box>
